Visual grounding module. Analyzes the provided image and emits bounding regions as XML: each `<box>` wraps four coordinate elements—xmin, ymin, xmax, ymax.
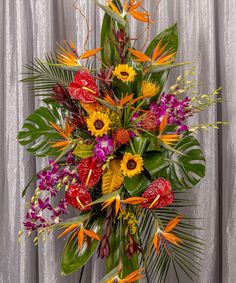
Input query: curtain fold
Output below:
<box><xmin>0</xmin><ymin>0</ymin><xmax>235</xmax><ymax>282</ymax></box>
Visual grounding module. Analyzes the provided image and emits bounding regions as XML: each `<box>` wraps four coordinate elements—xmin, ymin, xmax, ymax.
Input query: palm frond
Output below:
<box><xmin>21</xmin><ymin>53</ymin><xmax>76</xmax><ymax>95</ymax></box>
<box><xmin>138</xmin><ymin>193</ymin><xmax>204</xmax><ymax>283</ymax></box>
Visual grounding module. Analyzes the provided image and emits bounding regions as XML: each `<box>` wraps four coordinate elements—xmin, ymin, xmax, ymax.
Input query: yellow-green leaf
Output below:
<box><xmin>73</xmin><ymin>143</ymin><xmax>94</xmax><ymax>159</ymax></box>
<box><xmin>102</xmin><ymin>159</ymin><xmax>124</xmax><ymax>195</ymax></box>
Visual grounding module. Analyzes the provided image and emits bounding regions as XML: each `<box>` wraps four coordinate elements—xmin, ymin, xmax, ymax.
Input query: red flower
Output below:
<box><xmin>65</xmin><ymin>184</ymin><xmax>92</xmax><ymax>211</ymax></box>
<box><xmin>68</xmin><ymin>70</ymin><xmax>99</xmax><ymax>103</ymax></box>
<box><xmin>142</xmin><ymin>178</ymin><xmax>174</xmax><ymax>209</ymax></box>
<box><xmin>78</xmin><ymin>157</ymin><xmax>103</xmax><ymax>188</ymax></box>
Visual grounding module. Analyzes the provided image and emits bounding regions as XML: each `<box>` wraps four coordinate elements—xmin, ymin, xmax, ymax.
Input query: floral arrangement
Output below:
<box><xmin>18</xmin><ymin>1</ymin><xmax>224</xmax><ymax>282</ymax></box>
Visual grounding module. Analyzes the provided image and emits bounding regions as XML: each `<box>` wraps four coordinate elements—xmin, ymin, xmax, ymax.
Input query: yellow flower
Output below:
<box><xmin>113</xmin><ymin>64</ymin><xmax>137</xmax><ymax>83</ymax></box>
<box><xmin>87</xmin><ymin>111</ymin><xmax>110</xmax><ymax>137</ymax></box>
<box><xmin>120</xmin><ymin>153</ymin><xmax>144</xmax><ymax>178</ymax></box>
<box><xmin>142</xmin><ymin>80</ymin><xmax>160</xmax><ymax>98</ymax></box>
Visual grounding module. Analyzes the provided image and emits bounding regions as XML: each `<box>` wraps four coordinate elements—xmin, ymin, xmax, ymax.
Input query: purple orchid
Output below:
<box><xmin>150</xmin><ymin>93</ymin><xmax>192</xmax><ymax>132</ymax></box>
<box><xmin>94</xmin><ymin>135</ymin><xmax>114</xmax><ymax>162</ymax></box>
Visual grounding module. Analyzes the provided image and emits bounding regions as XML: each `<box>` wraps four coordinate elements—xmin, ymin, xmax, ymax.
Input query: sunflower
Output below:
<box><xmin>87</xmin><ymin>111</ymin><xmax>110</xmax><ymax>137</ymax></box>
<box><xmin>120</xmin><ymin>153</ymin><xmax>144</xmax><ymax>178</ymax></box>
<box><xmin>113</xmin><ymin>64</ymin><xmax>137</xmax><ymax>83</ymax></box>
<box><xmin>142</xmin><ymin>80</ymin><xmax>160</xmax><ymax>98</ymax></box>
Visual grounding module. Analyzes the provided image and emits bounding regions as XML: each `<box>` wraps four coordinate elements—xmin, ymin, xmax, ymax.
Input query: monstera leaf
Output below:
<box><xmin>102</xmin><ymin>159</ymin><xmax>124</xmax><ymax>195</ymax></box>
<box><xmin>17</xmin><ymin>101</ymin><xmax>64</xmax><ymax>157</ymax></box>
<box><xmin>61</xmin><ymin>216</ymin><xmax>104</xmax><ymax>275</ymax></box>
<box><xmin>163</xmin><ymin>135</ymin><xmax>206</xmax><ymax>190</ymax></box>
<box><xmin>145</xmin><ymin>23</ymin><xmax>178</xmax><ymax>94</ymax></box>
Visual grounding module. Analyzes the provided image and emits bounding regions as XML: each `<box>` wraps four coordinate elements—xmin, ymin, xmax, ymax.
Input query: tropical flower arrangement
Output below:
<box><xmin>18</xmin><ymin>1</ymin><xmax>224</xmax><ymax>282</ymax></box>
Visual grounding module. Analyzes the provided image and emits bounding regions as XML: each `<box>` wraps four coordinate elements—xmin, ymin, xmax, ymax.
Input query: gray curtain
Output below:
<box><xmin>0</xmin><ymin>0</ymin><xmax>235</xmax><ymax>282</ymax></box>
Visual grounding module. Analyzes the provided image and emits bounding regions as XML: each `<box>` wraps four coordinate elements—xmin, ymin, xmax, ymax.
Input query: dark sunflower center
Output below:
<box><xmin>120</xmin><ymin>71</ymin><xmax>129</xmax><ymax>77</ymax></box>
<box><xmin>94</xmin><ymin>119</ymin><xmax>104</xmax><ymax>130</ymax></box>
<box><xmin>127</xmin><ymin>159</ymin><xmax>137</xmax><ymax>170</ymax></box>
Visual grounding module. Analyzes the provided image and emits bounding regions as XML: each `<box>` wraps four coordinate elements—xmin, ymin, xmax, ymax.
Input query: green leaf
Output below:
<box><xmin>145</xmin><ymin>62</ymin><xmax>189</xmax><ymax>75</ymax></box>
<box><xmin>99</xmin><ymin>264</ymin><xmax>122</xmax><ymax>283</ymax></box>
<box><xmin>53</xmin><ymin>213</ymin><xmax>91</xmax><ymax>228</ymax></box>
<box><xmin>22</xmin><ymin>53</ymin><xmax>75</xmax><ymax>95</ymax></box>
<box><xmin>73</xmin><ymin>143</ymin><xmax>94</xmax><ymax>159</ymax></box>
<box><xmin>145</xmin><ymin>23</ymin><xmax>178</xmax><ymax>94</ymax></box>
<box><xmin>17</xmin><ymin>101</ymin><xmax>64</xmax><ymax>157</ymax></box>
<box><xmin>106</xmin><ymin>223</ymin><xmax>139</xmax><ymax>279</ymax></box>
<box><xmin>61</xmin><ymin>216</ymin><xmax>104</xmax><ymax>275</ymax></box>
<box><xmin>131</xmin><ymin>67</ymin><xmax>143</xmax><ymax>98</ymax></box>
<box><xmin>112</xmin><ymin>78</ymin><xmax>132</xmax><ymax>99</ymax></box>
<box><xmin>163</xmin><ymin>136</ymin><xmax>206</xmax><ymax>190</ymax></box>
<box><xmin>90</xmin><ymin>190</ymin><xmax>121</xmax><ymax>206</ymax></box>
<box><xmin>144</xmin><ymin>152</ymin><xmax>168</xmax><ymax>178</ymax></box>
<box><xmin>124</xmin><ymin>173</ymin><xmax>150</xmax><ymax>196</ymax></box>
<box><xmin>96</xmin><ymin>2</ymin><xmax>126</xmax><ymax>27</ymax></box>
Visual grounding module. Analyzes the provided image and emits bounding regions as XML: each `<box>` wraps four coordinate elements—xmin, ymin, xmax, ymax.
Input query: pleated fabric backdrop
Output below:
<box><xmin>0</xmin><ymin>0</ymin><xmax>235</xmax><ymax>282</ymax></box>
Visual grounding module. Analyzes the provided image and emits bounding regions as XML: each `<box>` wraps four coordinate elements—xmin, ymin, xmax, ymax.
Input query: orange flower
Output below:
<box><xmin>129</xmin><ymin>39</ymin><xmax>176</xmax><ymax>65</ymax></box>
<box><xmin>115</xmin><ymin>129</ymin><xmax>131</xmax><ymax>144</ymax></box>
<box><xmin>102</xmin><ymin>195</ymin><xmax>145</xmax><ymax>216</ymax></box>
<box><xmin>57</xmin><ymin>40</ymin><xmax>101</xmax><ymax>67</ymax></box>
<box><xmin>50</xmin><ymin>118</ymin><xmax>77</xmax><ymax>150</ymax></box>
<box><xmin>107</xmin><ymin>0</ymin><xmax>153</xmax><ymax>23</ymax></box>
<box><xmin>58</xmin><ymin>223</ymin><xmax>100</xmax><ymax>250</ymax></box>
<box><xmin>152</xmin><ymin>216</ymin><xmax>183</xmax><ymax>255</ymax></box>
<box><xmin>106</xmin><ymin>268</ymin><xmax>145</xmax><ymax>283</ymax></box>
<box><xmin>158</xmin><ymin>113</ymin><xmax>181</xmax><ymax>145</ymax></box>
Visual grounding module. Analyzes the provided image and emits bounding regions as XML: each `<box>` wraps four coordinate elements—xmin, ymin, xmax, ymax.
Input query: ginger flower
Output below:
<box><xmin>142</xmin><ymin>80</ymin><xmax>160</xmax><ymax>98</ymax></box>
<box><xmin>108</xmin><ymin>0</ymin><xmax>153</xmax><ymax>23</ymax></box>
<box><xmin>113</xmin><ymin>64</ymin><xmax>137</xmax><ymax>83</ymax></box>
<box><xmin>152</xmin><ymin>216</ymin><xmax>183</xmax><ymax>255</ymax></box>
<box><xmin>87</xmin><ymin>111</ymin><xmax>110</xmax><ymax>137</ymax></box>
<box><xmin>120</xmin><ymin>153</ymin><xmax>144</xmax><ymax>178</ymax></box>
<box><xmin>58</xmin><ymin>223</ymin><xmax>100</xmax><ymax>250</ymax></box>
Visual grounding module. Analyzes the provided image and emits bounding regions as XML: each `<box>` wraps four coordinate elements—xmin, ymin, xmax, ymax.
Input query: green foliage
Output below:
<box><xmin>124</xmin><ymin>173</ymin><xmax>150</xmax><ymax>196</ymax></box>
<box><xmin>106</xmin><ymin>222</ymin><xmax>139</xmax><ymax>279</ymax></box>
<box><xmin>139</xmin><ymin>195</ymin><xmax>204</xmax><ymax>283</ymax></box>
<box><xmin>61</xmin><ymin>216</ymin><xmax>104</xmax><ymax>275</ymax></box>
<box><xmin>73</xmin><ymin>142</ymin><xmax>94</xmax><ymax>159</ymax></box>
<box><xmin>163</xmin><ymin>136</ymin><xmax>206</xmax><ymax>190</ymax></box>
<box><xmin>17</xmin><ymin>101</ymin><xmax>65</xmax><ymax>157</ymax></box>
<box><xmin>22</xmin><ymin>53</ymin><xmax>75</xmax><ymax>95</ymax></box>
<box><xmin>145</xmin><ymin>23</ymin><xmax>179</xmax><ymax>94</ymax></box>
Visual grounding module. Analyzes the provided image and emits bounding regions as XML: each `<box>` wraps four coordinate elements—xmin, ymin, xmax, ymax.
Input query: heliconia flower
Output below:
<box><xmin>129</xmin><ymin>39</ymin><xmax>176</xmax><ymax>65</ymax></box>
<box><xmin>94</xmin><ymin>135</ymin><xmax>114</xmax><ymax>162</ymax></box>
<box><xmin>151</xmin><ymin>216</ymin><xmax>183</xmax><ymax>255</ymax></box>
<box><xmin>114</xmin><ymin>129</ymin><xmax>131</xmax><ymax>145</ymax></box>
<box><xmin>78</xmin><ymin>157</ymin><xmax>103</xmax><ymax>188</ymax></box>
<box><xmin>87</xmin><ymin>111</ymin><xmax>111</xmax><ymax>137</ymax></box>
<box><xmin>120</xmin><ymin>153</ymin><xmax>144</xmax><ymax>178</ymax></box>
<box><xmin>58</xmin><ymin>223</ymin><xmax>100</xmax><ymax>250</ymax></box>
<box><xmin>68</xmin><ymin>70</ymin><xmax>99</xmax><ymax>103</ymax></box>
<box><xmin>108</xmin><ymin>0</ymin><xmax>153</xmax><ymax>23</ymax></box>
<box><xmin>57</xmin><ymin>40</ymin><xmax>101</xmax><ymax>67</ymax></box>
<box><xmin>142</xmin><ymin>178</ymin><xmax>174</xmax><ymax>209</ymax></box>
<box><xmin>105</xmin><ymin>268</ymin><xmax>145</xmax><ymax>283</ymax></box>
<box><xmin>65</xmin><ymin>184</ymin><xmax>92</xmax><ymax>211</ymax></box>
<box><xmin>113</xmin><ymin>64</ymin><xmax>137</xmax><ymax>83</ymax></box>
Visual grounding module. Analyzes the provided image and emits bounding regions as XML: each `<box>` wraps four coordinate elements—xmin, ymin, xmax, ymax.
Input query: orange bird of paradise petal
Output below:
<box><xmin>122</xmin><ymin>197</ymin><xmax>146</xmax><ymax>205</ymax></box>
<box><xmin>152</xmin><ymin>216</ymin><xmax>184</xmax><ymax>255</ymax></box>
<box><xmin>79</xmin><ymin>48</ymin><xmax>102</xmax><ymax>60</ymax></box>
<box><xmin>121</xmin><ymin>268</ymin><xmax>145</xmax><ymax>282</ymax></box>
<box><xmin>128</xmin><ymin>49</ymin><xmax>150</xmax><ymax>63</ymax></box>
<box><xmin>58</xmin><ymin>224</ymin><xmax>100</xmax><ymax>250</ymax></box>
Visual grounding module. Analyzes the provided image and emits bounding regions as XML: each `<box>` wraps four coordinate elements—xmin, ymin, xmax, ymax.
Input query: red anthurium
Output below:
<box><xmin>142</xmin><ymin>178</ymin><xmax>174</xmax><ymax>209</ymax></box>
<box><xmin>65</xmin><ymin>184</ymin><xmax>92</xmax><ymax>211</ymax></box>
<box><xmin>68</xmin><ymin>70</ymin><xmax>99</xmax><ymax>103</ymax></box>
<box><xmin>78</xmin><ymin>157</ymin><xmax>103</xmax><ymax>188</ymax></box>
